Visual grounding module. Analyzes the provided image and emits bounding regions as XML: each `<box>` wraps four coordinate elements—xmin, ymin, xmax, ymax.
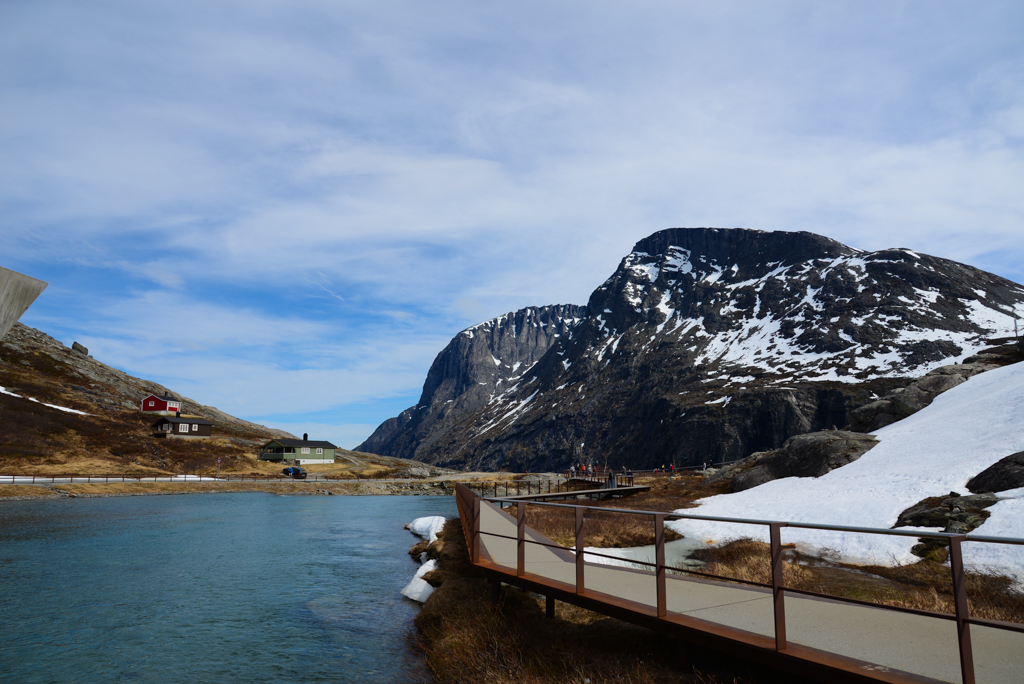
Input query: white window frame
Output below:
<box><xmin>178</xmin><ymin>423</ymin><xmax>188</xmax><ymax>433</ymax></box>
<box><xmin>148</xmin><ymin>400</ymin><xmax>154</xmax><ymax>406</ymax></box>
<box><xmin>192</xmin><ymin>423</ymin><xmax>198</xmax><ymax>432</ymax></box>
<box><xmin>316</xmin><ymin>447</ymin><xmax>323</xmax><ymax>455</ymax></box>
<box><xmin>301</xmin><ymin>447</ymin><xmax>310</xmax><ymax>454</ymax></box>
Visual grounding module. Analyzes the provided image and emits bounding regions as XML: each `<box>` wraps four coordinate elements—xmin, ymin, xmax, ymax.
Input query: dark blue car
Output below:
<box><xmin>282</xmin><ymin>467</ymin><xmax>307</xmax><ymax>480</ymax></box>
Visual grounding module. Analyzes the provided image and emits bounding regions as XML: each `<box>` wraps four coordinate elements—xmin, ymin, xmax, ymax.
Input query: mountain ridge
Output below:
<box><xmin>359</xmin><ymin>228</ymin><xmax>1024</xmax><ymax>472</ymax></box>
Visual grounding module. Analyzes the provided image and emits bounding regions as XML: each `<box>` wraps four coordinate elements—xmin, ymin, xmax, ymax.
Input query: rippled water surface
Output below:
<box><xmin>0</xmin><ymin>493</ymin><xmax>455</xmax><ymax>683</ymax></box>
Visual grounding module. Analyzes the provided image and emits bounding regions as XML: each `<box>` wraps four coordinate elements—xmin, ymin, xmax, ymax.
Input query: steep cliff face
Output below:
<box><xmin>361</xmin><ymin>228</ymin><xmax>1024</xmax><ymax>471</ymax></box>
<box><xmin>357</xmin><ymin>304</ymin><xmax>586</xmax><ymax>459</ymax></box>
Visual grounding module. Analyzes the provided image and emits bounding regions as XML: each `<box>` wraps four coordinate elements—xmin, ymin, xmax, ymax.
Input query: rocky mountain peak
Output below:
<box><xmin>360</xmin><ymin>228</ymin><xmax>1024</xmax><ymax>472</ymax></box>
<box><xmin>357</xmin><ymin>303</ymin><xmax>585</xmax><ymax>458</ymax></box>
<box><xmin>566</xmin><ymin>227</ymin><xmax>1024</xmax><ymax>386</ymax></box>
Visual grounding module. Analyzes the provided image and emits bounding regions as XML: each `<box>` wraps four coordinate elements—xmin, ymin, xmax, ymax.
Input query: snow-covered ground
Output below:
<box><xmin>667</xmin><ymin>361</ymin><xmax>1024</xmax><ymax>579</ymax></box>
<box><xmin>401</xmin><ymin>516</ymin><xmax>448</xmax><ymax>602</ymax></box>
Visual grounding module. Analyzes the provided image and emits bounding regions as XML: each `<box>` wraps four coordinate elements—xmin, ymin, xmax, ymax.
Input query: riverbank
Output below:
<box><xmin>0</xmin><ymin>479</ymin><xmax>458</xmax><ymax>499</ymax></box>
<box><xmin>409</xmin><ymin>517</ymin><xmax>811</xmax><ymax>684</ymax></box>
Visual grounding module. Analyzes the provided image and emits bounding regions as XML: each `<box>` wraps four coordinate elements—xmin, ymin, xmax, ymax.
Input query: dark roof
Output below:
<box><xmin>153</xmin><ymin>416</ymin><xmax>212</xmax><ymax>425</ymax></box>
<box><xmin>144</xmin><ymin>393</ymin><xmax>179</xmax><ymax>401</ymax></box>
<box><xmin>263</xmin><ymin>439</ymin><xmax>337</xmax><ymax>449</ymax></box>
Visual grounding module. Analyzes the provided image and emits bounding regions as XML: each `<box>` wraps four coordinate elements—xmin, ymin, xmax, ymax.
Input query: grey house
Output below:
<box><xmin>153</xmin><ymin>415</ymin><xmax>213</xmax><ymax>439</ymax></box>
<box><xmin>258</xmin><ymin>438</ymin><xmax>337</xmax><ymax>465</ymax></box>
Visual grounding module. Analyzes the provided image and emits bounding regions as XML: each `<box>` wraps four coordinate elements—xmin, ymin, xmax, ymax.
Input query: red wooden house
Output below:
<box><xmin>141</xmin><ymin>394</ymin><xmax>182</xmax><ymax>414</ymax></box>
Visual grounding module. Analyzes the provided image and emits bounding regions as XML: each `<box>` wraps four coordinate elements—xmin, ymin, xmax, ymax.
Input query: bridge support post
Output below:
<box><xmin>471</xmin><ymin>497</ymin><xmax>481</xmax><ymax>565</ymax></box>
<box><xmin>575</xmin><ymin>507</ymin><xmax>585</xmax><ymax>594</ymax></box>
<box><xmin>517</xmin><ymin>503</ymin><xmax>526</xmax><ymax>577</ymax></box>
<box><xmin>655</xmin><ymin>514</ymin><xmax>667</xmax><ymax>618</ymax></box>
<box><xmin>949</xmin><ymin>535</ymin><xmax>975</xmax><ymax>684</ymax></box>
<box><xmin>769</xmin><ymin>522</ymin><xmax>787</xmax><ymax>651</ymax></box>
<box><xmin>545</xmin><ymin>595</ymin><xmax>555</xmax><ymax>618</ymax></box>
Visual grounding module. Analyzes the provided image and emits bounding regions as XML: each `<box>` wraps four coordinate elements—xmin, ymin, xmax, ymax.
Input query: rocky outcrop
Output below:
<box><xmin>357</xmin><ymin>304</ymin><xmax>585</xmax><ymax>459</ymax></box>
<box><xmin>895</xmin><ymin>491</ymin><xmax>998</xmax><ymax>535</ymax></box>
<box><xmin>967</xmin><ymin>451</ymin><xmax>1024</xmax><ymax>494</ymax></box>
<box><xmin>707</xmin><ymin>430</ymin><xmax>878</xmax><ymax>492</ymax></box>
<box><xmin>847</xmin><ymin>342</ymin><xmax>1022</xmax><ymax>433</ymax></box>
<box><xmin>361</xmin><ymin>228</ymin><xmax>1024</xmax><ymax>472</ymax></box>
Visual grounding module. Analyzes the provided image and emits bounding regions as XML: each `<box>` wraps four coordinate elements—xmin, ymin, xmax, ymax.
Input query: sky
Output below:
<box><xmin>2</xmin><ymin>1</ymin><xmax>1023</xmax><ymax>448</ymax></box>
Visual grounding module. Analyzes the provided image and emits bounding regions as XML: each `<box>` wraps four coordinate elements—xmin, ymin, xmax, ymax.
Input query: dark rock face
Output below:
<box><xmin>967</xmin><ymin>451</ymin><xmax>1024</xmax><ymax>494</ymax></box>
<box><xmin>360</xmin><ymin>228</ymin><xmax>1024</xmax><ymax>472</ymax></box>
<box><xmin>357</xmin><ymin>304</ymin><xmax>586</xmax><ymax>460</ymax></box>
<box><xmin>708</xmin><ymin>430</ymin><xmax>878</xmax><ymax>492</ymax></box>
<box><xmin>848</xmin><ymin>363</ymin><xmax>996</xmax><ymax>432</ymax></box>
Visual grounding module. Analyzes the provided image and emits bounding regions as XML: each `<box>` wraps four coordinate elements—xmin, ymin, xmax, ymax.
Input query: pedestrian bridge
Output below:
<box><xmin>454</xmin><ymin>484</ymin><xmax>1024</xmax><ymax>684</ymax></box>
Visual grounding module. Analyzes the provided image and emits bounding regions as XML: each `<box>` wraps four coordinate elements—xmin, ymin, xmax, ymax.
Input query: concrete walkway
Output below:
<box><xmin>477</xmin><ymin>500</ymin><xmax>1023</xmax><ymax>684</ymax></box>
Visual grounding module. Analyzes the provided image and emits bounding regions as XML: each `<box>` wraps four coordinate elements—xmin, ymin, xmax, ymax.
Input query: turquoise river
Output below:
<box><xmin>0</xmin><ymin>492</ymin><xmax>456</xmax><ymax>682</ymax></box>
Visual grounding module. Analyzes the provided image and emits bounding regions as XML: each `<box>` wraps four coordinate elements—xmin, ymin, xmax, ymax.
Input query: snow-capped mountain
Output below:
<box><xmin>360</xmin><ymin>228</ymin><xmax>1024</xmax><ymax>471</ymax></box>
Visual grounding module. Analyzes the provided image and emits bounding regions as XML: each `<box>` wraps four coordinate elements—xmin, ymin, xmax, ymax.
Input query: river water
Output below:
<box><xmin>0</xmin><ymin>493</ymin><xmax>456</xmax><ymax>683</ymax></box>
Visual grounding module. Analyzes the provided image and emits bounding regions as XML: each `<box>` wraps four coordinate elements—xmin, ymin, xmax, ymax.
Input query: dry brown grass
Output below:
<box><xmin>0</xmin><ymin>484</ymin><xmax>58</xmax><ymax>498</ymax></box>
<box><xmin>52</xmin><ymin>481</ymin><xmax>364</xmax><ymax>496</ymax></box>
<box><xmin>691</xmin><ymin>539</ymin><xmax>1024</xmax><ymax>625</ymax></box>
<box><xmin>690</xmin><ymin>539</ymin><xmax>813</xmax><ymax>588</ymax></box>
<box><xmin>513</xmin><ymin>504</ymin><xmax>682</xmax><ymax>548</ymax></box>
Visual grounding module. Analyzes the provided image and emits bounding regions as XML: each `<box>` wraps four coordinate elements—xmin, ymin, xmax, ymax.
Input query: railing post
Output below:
<box><xmin>575</xmin><ymin>506</ymin><xmax>585</xmax><ymax>594</ymax></box>
<box><xmin>949</xmin><ymin>535</ymin><xmax>975</xmax><ymax>684</ymax></box>
<box><xmin>472</xmin><ymin>497</ymin><xmax>481</xmax><ymax>565</ymax></box>
<box><xmin>769</xmin><ymin>522</ymin><xmax>787</xmax><ymax>652</ymax></box>
<box><xmin>656</xmin><ymin>514</ymin><xmax>667</xmax><ymax>618</ymax></box>
<box><xmin>517</xmin><ymin>503</ymin><xmax>525</xmax><ymax>577</ymax></box>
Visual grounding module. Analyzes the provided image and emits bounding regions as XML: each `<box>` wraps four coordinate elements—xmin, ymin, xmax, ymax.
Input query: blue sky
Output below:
<box><xmin>2</xmin><ymin>1</ymin><xmax>1023</xmax><ymax>448</ymax></box>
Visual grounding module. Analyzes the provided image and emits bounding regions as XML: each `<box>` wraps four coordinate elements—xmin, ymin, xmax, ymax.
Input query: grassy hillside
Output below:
<box><xmin>0</xmin><ymin>323</ymin><xmax>433</xmax><ymax>477</ymax></box>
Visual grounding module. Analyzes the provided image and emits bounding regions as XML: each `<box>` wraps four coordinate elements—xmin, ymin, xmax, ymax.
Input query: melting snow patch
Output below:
<box><xmin>0</xmin><ymin>386</ymin><xmax>90</xmax><ymax>415</ymax></box>
<box><xmin>401</xmin><ymin>559</ymin><xmax>437</xmax><ymax>602</ymax></box>
<box><xmin>409</xmin><ymin>516</ymin><xmax>446</xmax><ymax>542</ymax></box>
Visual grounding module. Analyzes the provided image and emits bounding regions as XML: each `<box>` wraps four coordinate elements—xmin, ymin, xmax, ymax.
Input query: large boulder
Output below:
<box><xmin>967</xmin><ymin>451</ymin><xmax>1024</xmax><ymax>494</ymax></box>
<box><xmin>895</xmin><ymin>491</ymin><xmax>999</xmax><ymax>535</ymax></box>
<box><xmin>713</xmin><ymin>430</ymin><xmax>879</xmax><ymax>493</ymax></box>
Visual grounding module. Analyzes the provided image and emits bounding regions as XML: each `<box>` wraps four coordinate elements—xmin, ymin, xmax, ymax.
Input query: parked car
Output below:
<box><xmin>282</xmin><ymin>467</ymin><xmax>307</xmax><ymax>480</ymax></box>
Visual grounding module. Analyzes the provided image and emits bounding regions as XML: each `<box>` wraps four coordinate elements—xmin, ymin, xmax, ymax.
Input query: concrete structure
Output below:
<box><xmin>0</xmin><ymin>267</ymin><xmax>47</xmax><ymax>341</ymax></box>
<box><xmin>258</xmin><ymin>438</ymin><xmax>337</xmax><ymax>465</ymax></box>
<box><xmin>152</xmin><ymin>415</ymin><xmax>213</xmax><ymax>439</ymax></box>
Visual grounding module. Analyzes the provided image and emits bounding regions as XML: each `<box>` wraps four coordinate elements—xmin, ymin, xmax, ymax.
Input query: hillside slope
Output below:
<box><xmin>0</xmin><ymin>323</ymin><xmax>286</xmax><ymax>475</ymax></box>
<box><xmin>667</xmin><ymin>358</ymin><xmax>1024</xmax><ymax>576</ymax></box>
<box><xmin>362</xmin><ymin>228</ymin><xmax>1024</xmax><ymax>472</ymax></box>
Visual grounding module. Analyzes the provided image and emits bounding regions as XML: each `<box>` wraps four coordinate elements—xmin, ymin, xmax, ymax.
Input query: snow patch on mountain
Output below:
<box><xmin>668</xmin><ymin>361</ymin><xmax>1024</xmax><ymax>579</ymax></box>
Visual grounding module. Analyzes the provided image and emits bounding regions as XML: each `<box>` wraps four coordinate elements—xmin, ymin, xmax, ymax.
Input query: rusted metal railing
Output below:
<box><xmin>454</xmin><ymin>483</ymin><xmax>1024</xmax><ymax>684</ymax></box>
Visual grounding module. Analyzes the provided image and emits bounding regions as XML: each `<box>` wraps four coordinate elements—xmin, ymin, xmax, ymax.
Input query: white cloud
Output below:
<box><xmin>4</xmin><ymin>0</ymin><xmax>1024</xmax><ymax>444</ymax></box>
